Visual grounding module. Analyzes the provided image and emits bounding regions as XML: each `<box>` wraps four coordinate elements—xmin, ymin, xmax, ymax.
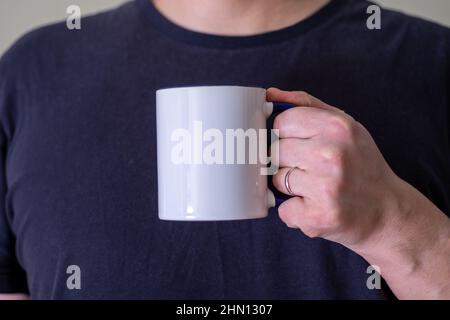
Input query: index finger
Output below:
<box><xmin>273</xmin><ymin>106</ymin><xmax>332</xmax><ymax>139</ymax></box>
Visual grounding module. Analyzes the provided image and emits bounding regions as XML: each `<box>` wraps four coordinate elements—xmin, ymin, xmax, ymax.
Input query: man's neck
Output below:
<box><xmin>152</xmin><ymin>0</ymin><xmax>330</xmax><ymax>36</ymax></box>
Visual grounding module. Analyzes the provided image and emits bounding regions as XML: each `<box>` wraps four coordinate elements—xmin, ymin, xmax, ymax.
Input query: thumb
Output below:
<box><xmin>266</xmin><ymin>87</ymin><xmax>339</xmax><ymax>112</ymax></box>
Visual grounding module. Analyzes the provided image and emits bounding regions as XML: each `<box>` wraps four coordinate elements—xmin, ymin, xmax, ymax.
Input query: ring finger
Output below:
<box><xmin>273</xmin><ymin>166</ymin><xmax>312</xmax><ymax>198</ymax></box>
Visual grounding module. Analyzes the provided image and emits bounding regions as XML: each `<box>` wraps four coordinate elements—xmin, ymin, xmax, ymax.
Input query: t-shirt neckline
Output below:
<box><xmin>135</xmin><ymin>0</ymin><xmax>347</xmax><ymax>49</ymax></box>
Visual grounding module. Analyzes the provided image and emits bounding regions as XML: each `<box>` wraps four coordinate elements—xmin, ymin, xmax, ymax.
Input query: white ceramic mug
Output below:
<box><xmin>156</xmin><ymin>86</ymin><xmax>289</xmax><ymax>221</ymax></box>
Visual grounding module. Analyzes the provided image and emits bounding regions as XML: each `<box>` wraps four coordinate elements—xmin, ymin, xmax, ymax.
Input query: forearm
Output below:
<box><xmin>351</xmin><ymin>178</ymin><xmax>450</xmax><ymax>299</ymax></box>
<box><xmin>267</xmin><ymin>88</ymin><xmax>450</xmax><ymax>299</ymax></box>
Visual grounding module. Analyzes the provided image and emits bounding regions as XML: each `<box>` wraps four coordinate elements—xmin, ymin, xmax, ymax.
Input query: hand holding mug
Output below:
<box><xmin>268</xmin><ymin>87</ymin><xmax>408</xmax><ymax>248</ymax></box>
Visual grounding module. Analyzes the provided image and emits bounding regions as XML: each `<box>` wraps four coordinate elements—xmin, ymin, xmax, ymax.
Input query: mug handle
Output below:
<box><xmin>266</xmin><ymin>102</ymin><xmax>296</xmax><ymax>208</ymax></box>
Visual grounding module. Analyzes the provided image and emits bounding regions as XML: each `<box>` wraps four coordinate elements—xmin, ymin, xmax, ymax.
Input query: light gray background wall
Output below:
<box><xmin>0</xmin><ymin>0</ymin><xmax>449</xmax><ymax>56</ymax></box>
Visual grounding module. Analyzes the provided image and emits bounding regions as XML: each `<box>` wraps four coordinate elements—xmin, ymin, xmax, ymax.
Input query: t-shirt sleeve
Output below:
<box><xmin>0</xmin><ymin>49</ymin><xmax>29</xmax><ymax>294</ymax></box>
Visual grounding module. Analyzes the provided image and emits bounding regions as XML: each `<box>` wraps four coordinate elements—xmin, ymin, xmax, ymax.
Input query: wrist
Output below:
<box><xmin>351</xmin><ymin>176</ymin><xmax>449</xmax><ymax>274</ymax></box>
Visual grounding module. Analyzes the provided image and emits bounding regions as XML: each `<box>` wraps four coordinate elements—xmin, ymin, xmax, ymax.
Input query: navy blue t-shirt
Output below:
<box><xmin>0</xmin><ymin>0</ymin><xmax>449</xmax><ymax>299</ymax></box>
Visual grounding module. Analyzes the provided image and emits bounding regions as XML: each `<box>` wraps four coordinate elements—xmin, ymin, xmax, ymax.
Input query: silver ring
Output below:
<box><xmin>284</xmin><ymin>167</ymin><xmax>299</xmax><ymax>196</ymax></box>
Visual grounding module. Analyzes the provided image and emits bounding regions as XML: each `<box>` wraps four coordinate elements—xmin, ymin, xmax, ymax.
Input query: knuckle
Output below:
<box><xmin>317</xmin><ymin>145</ymin><xmax>348</xmax><ymax>179</ymax></box>
<box><xmin>326</xmin><ymin>115</ymin><xmax>355</xmax><ymax>140</ymax></box>
<box><xmin>319</xmin><ymin>145</ymin><xmax>345</xmax><ymax>169</ymax></box>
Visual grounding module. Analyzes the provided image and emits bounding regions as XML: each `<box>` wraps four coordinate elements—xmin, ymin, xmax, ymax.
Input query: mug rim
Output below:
<box><xmin>156</xmin><ymin>85</ymin><xmax>265</xmax><ymax>94</ymax></box>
